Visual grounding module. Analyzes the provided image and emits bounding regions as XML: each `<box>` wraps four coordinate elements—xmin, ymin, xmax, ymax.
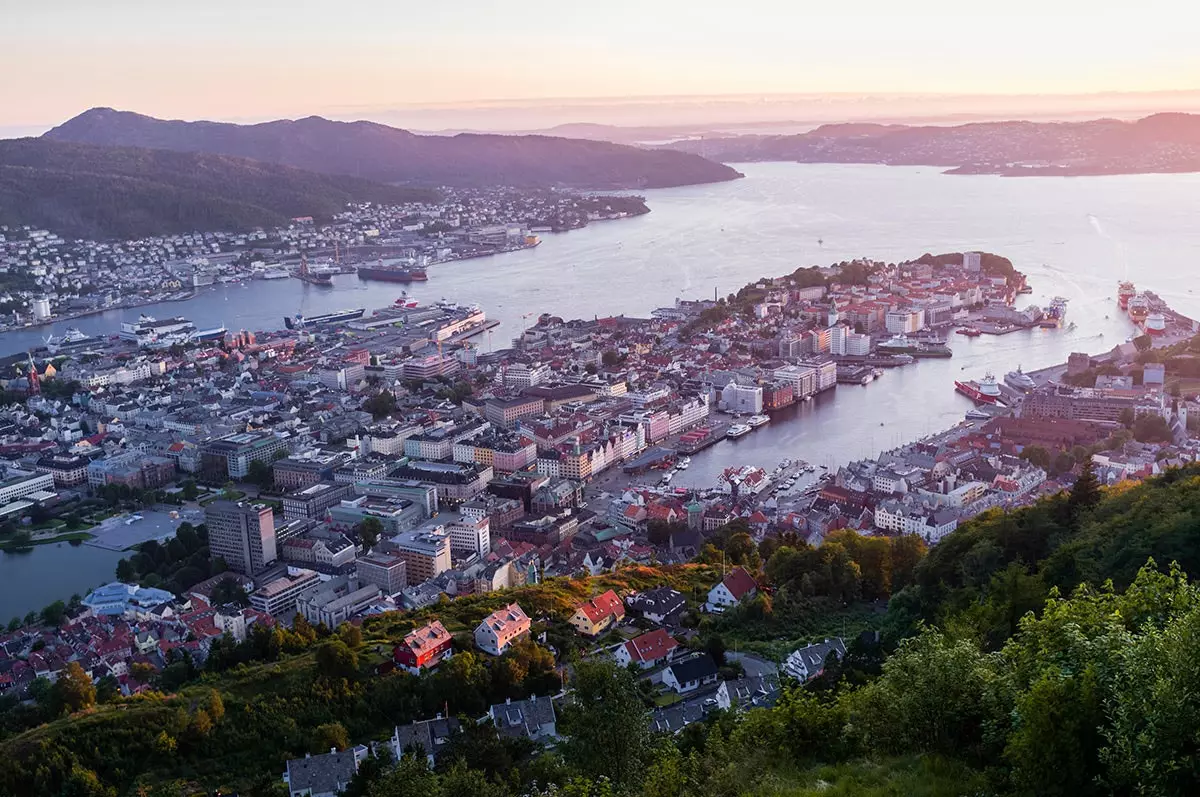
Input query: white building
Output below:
<box><xmin>447</xmin><ymin>515</ymin><xmax>491</xmax><ymax>558</ymax></box>
<box><xmin>719</xmin><ymin>381</ymin><xmax>763</xmax><ymax>414</ymax></box>
<box><xmin>504</xmin><ymin>362</ymin><xmax>551</xmax><ymax>389</ymax></box>
<box><xmin>886</xmin><ymin>308</ymin><xmax>925</xmax><ymax>334</ymax></box>
<box><xmin>474</xmin><ymin>603</ymin><xmax>531</xmax><ymax>656</ymax></box>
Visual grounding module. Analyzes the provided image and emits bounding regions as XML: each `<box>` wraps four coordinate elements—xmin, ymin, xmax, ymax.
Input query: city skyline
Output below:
<box><xmin>4</xmin><ymin>0</ymin><xmax>1199</xmax><ymax>133</ymax></box>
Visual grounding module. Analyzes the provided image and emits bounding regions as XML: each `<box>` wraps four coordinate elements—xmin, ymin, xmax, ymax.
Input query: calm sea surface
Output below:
<box><xmin>4</xmin><ymin>162</ymin><xmax>1200</xmax><ymax>614</ymax></box>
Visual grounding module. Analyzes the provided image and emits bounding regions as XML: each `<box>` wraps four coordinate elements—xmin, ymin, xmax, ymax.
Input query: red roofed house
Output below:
<box><xmin>568</xmin><ymin>589</ymin><xmax>625</xmax><ymax>637</ymax></box>
<box><xmin>474</xmin><ymin>603</ymin><xmax>531</xmax><ymax>656</ymax></box>
<box><xmin>394</xmin><ymin>620</ymin><xmax>453</xmax><ymax>674</ymax></box>
<box><xmin>613</xmin><ymin>627</ymin><xmax>678</xmax><ymax>670</ymax></box>
<box><xmin>705</xmin><ymin>566</ymin><xmax>759</xmax><ymax>613</ymax></box>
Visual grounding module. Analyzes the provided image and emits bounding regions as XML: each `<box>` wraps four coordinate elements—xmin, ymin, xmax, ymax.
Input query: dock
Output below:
<box><xmin>674</xmin><ymin>422</ymin><xmax>730</xmax><ymax>455</ymax></box>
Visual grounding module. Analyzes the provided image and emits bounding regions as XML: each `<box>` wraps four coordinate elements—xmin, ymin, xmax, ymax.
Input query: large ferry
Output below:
<box><xmin>283</xmin><ymin>308</ymin><xmax>365</xmax><ymax>329</ymax></box>
<box><xmin>955</xmin><ymin>372</ymin><xmax>1006</xmax><ymax>405</ymax></box>
<box><xmin>1143</xmin><ymin>312</ymin><xmax>1167</xmax><ymax>336</ymax></box>
<box><xmin>747</xmin><ymin>414</ymin><xmax>770</xmax><ymax>428</ymax></box>
<box><xmin>1118</xmin><ymin>281</ymin><xmax>1136</xmax><ymax>310</ymax></box>
<box><xmin>877</xmin><ymin>335</ymin><xmax>953</xmax><ymax>358</ymax></box>
<box><xmin>726</xmin><ymin>423</ymin><xmax>752</xmax><ymax>439</ymax></box>
<box><xmin>1004</xmin><ymin>367</ymin><xmax>1036</xmax><ymax>392</ymax></box>
<box><xmin>119</xmin><ymin>314</ymin><xmax>196</xmax><ymax>346</ymax></box>
<box><xmin>356</xmin><ymin>265</ymin><xmax>429</xmax><ymax>283</ymax></box>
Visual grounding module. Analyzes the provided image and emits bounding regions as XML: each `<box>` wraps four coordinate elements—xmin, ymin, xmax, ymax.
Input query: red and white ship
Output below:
<box><xmin>1143</xmin><ymin>312</ymin><xmax>1167</xmax><ymax>336</ymax></box>
<box><xmin>955</xmin><ymin>372</ymin><xmax>1006</xmax><ymax>405</ymax></box>
<box><xmin>1127</xmin><ymin>294</ymin><xmax>1150</xmax><ymax>324</ymax></box>
<box><xmin>1117</xmin><ymin>281</ymin><xmax>1136</xmax><ymax>310</ymax></box>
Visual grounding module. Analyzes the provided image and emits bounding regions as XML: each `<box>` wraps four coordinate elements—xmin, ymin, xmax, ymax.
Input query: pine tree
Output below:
<box><xmin>1068</xmin><ymin>456</ymin><xmax>1102</xmax><ymax>524</ymax></box>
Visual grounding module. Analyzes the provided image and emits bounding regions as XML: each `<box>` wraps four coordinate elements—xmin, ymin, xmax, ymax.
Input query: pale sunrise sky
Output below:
<box><xmin>3</xmin><ymin>0</ymin><xmax>1199</xmax><ymax>131</ymax></box>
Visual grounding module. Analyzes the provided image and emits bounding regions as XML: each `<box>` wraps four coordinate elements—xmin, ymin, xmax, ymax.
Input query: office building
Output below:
<box><xmin>356</xmin><ymin>551</ymin><xmax>408</xmax><ymax>594</ymax></box>
<box><xmin>205</xmin><ymin>501</ymin><xmax>277</xmax><ymax>575</ymax></box>
<box><xmin>249</xmin><ymin>568</ymin><xmax>320</xmax><ymax>617</ymax></box>
<box><xmin>447</xmin><ymin>515</ymin><xmax>491</xmax><ymax>558</ymax></box>
<box><xmin>380</xmin><ymin>526</ymin><xmax>452</xmax><ymax>584</ymax></box>
<box><xmin>282</xmin><ymin>481</ymin><xmax>354</xmax><ymax>521</ymax></box>
<box><xmin>201</xmin><ymin>432</ymin><xmax>289</xmax><ymax>480</ymax></box>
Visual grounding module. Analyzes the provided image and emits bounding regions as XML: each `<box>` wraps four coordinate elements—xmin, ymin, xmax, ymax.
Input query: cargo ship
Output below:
<box><xmin>1118</xmin><ymin>281</ymin><xmax>1136</xmax><ymax>310</ymax></box>
<box><xmin>356</xmin><ymin>263</ymin><xmax>428</xmax><ymax>283</ymax></box>
<box><xmin>1143</xmin><ymin>312</ymin><xmax>1167</xmax><ymax>336</ymax></box>
<box><xmin>283</xmin><ymin>308</ymin><xmax>365</xmax><ymax>329</ymax></box>
<box><xmin>955</xmin><ymin>373</ymin><xmax>1006</xmax><ymax>405</ymax></box>
<box><xmin>294</xmin><ymin>255</ymin><xmax>332</xmax><ymax>287</ymax></box>
<box><xmin>1039</xmin><ymin>296</ymin><xmax>1069</xmax><ymax>328</ymax></box>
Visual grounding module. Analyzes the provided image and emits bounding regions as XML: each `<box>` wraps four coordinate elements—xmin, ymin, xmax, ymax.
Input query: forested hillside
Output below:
<box><xmin>0</xmin><ymin>138</ymin><xmax>438</xmax><ymax>239</ymax></box>
<box><xmin>4</xmin><ymin>464</ymin><xmax>1200</xmax><ymax>796</ymax></box>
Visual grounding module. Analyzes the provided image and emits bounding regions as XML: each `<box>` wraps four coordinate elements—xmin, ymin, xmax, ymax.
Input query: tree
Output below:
<box><xmin>1132</xmin><ymin>413</ymin><xmax>1173</xmax><ymax>443</ymax></box>
<box><xmin>210</xmin><ymin>576</ymin><xmax>249</xmax><ymax>607</ymax></box>
<box><xmin>1020</xmin><ymin>445</ymin><xmax>1052</xmax><ymax>471</ymax></box>
<box><xmin>246</xmin><ymin>459</ymin><xmax>273</xmax><ymax>490</ymax></box>
<box><xmin>205</xmin><ymin>689</ymin><xmax>225</xmax><ymax>722</ymax></box>
<box><xmin>339</xmin><ymin>623</ymin><xmax>363</xmax><ymax>649</ymax></box>
<box><xmin>357</xmin><ymin>516</ymin><xmax>383</xmax><ymax>551</ymax></box>
<box><xmin>189</xmin><ymin>708</ymin><xmax>213</xmax><ymax>738</ymax></box>
<box><xmin>95</xmin><ymin>675</ymin><xmax>119</xmax><ymax>704</ymax></box>
<box><xmin>704</xmin><ymin>634</ymin><xmax>727</xmax><ymax>667</ymax></box>
<box><xmin>601</xmin><ymin>349</ymin><xmax>621</xmax><ymax>367</ymax></box>
<box><xmin>115</xmin><ymin>558</ymin><xmax>136</xmax><ymax>582</ymax></box>
<box><xmin>315</xmin><ymin>639</ymin><xmax>359</xmax><ymax>681</ymax></box>
<box><xmin>53</xmin><ymin>661</ymin><xmax>97</xmax><ymax>714</ymax></box>
<box><xmin>364</xmin><ymin>390</ymin><xmax>396</xmax><ymax>419</ymax></box>
<box><xmin>314</xmin><ymin>721</ymin><xmax>349</xmax><ymax>752</ymax></box>
<box><xmin>1068</xmin><ymin>456</ymin><xmax>1102</xmax><ymax>523</ymax></box>
<box><xmin>40</xmin><ymin>600</ymin><xmax>67</xmax><ymax>627</ymax></box>
<box><xmin>560</xmin><ymin>660</ymin><xmax>651</xmax><ymax>787</ymax></box>
<box><xmin>180</xmin><ymin>479</ymin><xmax>199</xmax><ymax>501</ymax></box>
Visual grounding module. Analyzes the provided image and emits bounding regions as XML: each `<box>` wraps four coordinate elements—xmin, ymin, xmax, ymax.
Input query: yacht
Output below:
<box><xmin>1004</xmin><ymin>367</ymin><xmax>1037</xmax><ymax>392</ymax></box>
<box><xmin>676</xmin><ymin>457</ymin><xmax>690</xmax><ymax>470</ymax></box>
<box><xmin>726</xmin><ymin>423</ymin><xmax>752</xmax><ymax>439</ymax></box>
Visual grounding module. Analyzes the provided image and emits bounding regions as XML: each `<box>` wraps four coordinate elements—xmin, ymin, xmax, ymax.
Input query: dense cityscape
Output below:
<box><xmin>7</xmin><ymin>5</ymin><xmax>1200</xmax><ymax>795</ymax></box>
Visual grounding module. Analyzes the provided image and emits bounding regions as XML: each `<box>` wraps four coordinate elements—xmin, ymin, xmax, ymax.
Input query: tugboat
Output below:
<box><xmin>955</xmin><ymin>372</ymin><xmax>1006</xmax><ymax>405</ymax></box>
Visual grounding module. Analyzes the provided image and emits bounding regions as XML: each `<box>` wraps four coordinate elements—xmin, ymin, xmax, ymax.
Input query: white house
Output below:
<box><xmin>705</xmin><ymin>567</ymin><xmax>758</xmax><ymax>613</ymax></box>
<box><xmin>474</xmin><ymin>602</ymin><xmax>531</xmax><ymax>656</ymax></box>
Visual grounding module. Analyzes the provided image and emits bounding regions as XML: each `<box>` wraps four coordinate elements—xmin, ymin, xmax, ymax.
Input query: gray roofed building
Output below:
<box><xmin>726</xmin><ymin>674</ymin><xmax>781</xmax><ymax>710</ymax></box>
<box><xmin>488</xmin><ymin>695</ymin><xmax>557</xmax><ymax>741</ymax></box>
<box><xmin>391</xmin><ymin>716</ymin><xmax>460</xmax><ymax>766</ymax></box>
<box><xmin>283</xmin><ymin>745</ymin><xmax>368</xmax><ymax>797</ymax></box>
<box><xmin>782</xmin><ymin>638</ymin><xmax>847</xmax><ymax>683</ymax></box>
<box><xmin>650</xmin><ymin>681</ymin><xmax>730</xmax><ymax>734</ymax></box>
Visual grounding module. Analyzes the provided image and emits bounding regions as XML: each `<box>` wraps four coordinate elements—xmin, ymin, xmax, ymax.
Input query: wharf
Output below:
<box><xmin>674</xmin><ymin>422</ymin><xmax>730</xmax><ymax>455</ymax></box>
<box><xmin>835</xmin><ymin>355</ymin><xmax>913</xmax><ymax>368</ymax></box>
<box><xmin>837</xmin><ymin>365</ymin><xmax>876</xmax><ymax>385</ymax></box>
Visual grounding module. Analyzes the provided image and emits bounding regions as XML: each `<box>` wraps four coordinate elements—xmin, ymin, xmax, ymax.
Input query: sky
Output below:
<box><xmin>3</xmin><ymin>0</ymin><xmax>1199</xmax><ymax>133</ymax></box>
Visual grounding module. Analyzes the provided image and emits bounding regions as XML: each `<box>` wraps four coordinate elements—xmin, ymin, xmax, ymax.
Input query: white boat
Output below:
<box><xmin>660</xmin><ymin>472</ymin><xmax>674</xmax><ymax>485</ymax></box>
<box><xmin>260</xmin><ymin>268</ymin><xmax>290</xmax><ymax>280</ymax></box>
<box><xmin>726</xmin><ymin>423</ymin><xmax>752</xmax><ymax>439</ymax></box>
<box><xmin>676</xmin><ymin>456</ymin><xmax>691</xmax><ymax>470</ymax></box>
<box><xmin>45</xmin><ymin>327</ymin><xmax>98</xmax><ymax>353</ymax></box>
<box><xmin>747</xmin><ymin>414</ymin><xmax>770</xmax><ymax>428</ymax></box>
<box><xmin>1004</xmin><ymin>367</ymin><xmax>1037</xmax><ymax>392</ymax></box>
<box><xmin>965</xmin><ymin>408</ymin><xmax>991</xmax><ymax>420</ymax></box>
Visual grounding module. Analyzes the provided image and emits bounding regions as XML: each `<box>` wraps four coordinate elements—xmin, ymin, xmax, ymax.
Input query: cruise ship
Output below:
<box><xmin>44</xmin><ymin>327</ymin><xmax>99</xmax><ymax>353</ymax></box>
<box><xmin>283</xmin><ymin>308</ymin><xmax>366</xmax><ymax>329</ymax></box>
<box><xmin>1004</xmin><ymin>367</ymin><xmax>1036</xmax><ymax>392</ymax></box>
<box><xmin>119</xmin><ymin>314</ymin><xmax>196</xmax><ymax>346</ymax></box>
<box><xmin>955</xmin><ymin>372</ymin><xmax>1006</xmax><ymax>405</ymax></box>
<box><xmin>726</xmin><ymin>423</ymin><xmax>752</xmax><ymax>439</ymax></box>
<box><xmin>747</xmin><ymin>414</ymin><xmax>770</xmax><ymax>428</ymax></box>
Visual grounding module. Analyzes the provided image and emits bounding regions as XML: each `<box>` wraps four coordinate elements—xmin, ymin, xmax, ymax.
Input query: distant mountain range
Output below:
<box><xmin>44</xmin><ymin>108</ymin><xmax>743</xmax><ymax>189</ymax></box>
<box><xmin>0</xmin><ymin>138</ymin><xmax>438</xmax><ymax>240</ymax></box>
<box><xmin>665</xmin><ymin>113</ymin><xmax>1200</xmax><ymax>176</ymax></box>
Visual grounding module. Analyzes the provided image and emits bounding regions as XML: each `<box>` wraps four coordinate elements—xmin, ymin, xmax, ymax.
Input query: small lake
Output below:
<box><xmin>0</xmin><ymin>543</ymin><xmax>124</xmax><ymax>623</ymax></box>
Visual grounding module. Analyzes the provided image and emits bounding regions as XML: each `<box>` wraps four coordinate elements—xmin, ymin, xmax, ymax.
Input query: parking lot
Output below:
<box><xmin>84</xmin><ymin>508</ymin><xmax>203</xmax><ymax>551</ymax></box>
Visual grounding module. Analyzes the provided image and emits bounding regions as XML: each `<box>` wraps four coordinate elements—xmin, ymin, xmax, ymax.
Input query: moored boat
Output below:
<box><xmin>955</xmin><ymin>372</ymin><xmax>1006</xmax><ymax>405</ymax></box>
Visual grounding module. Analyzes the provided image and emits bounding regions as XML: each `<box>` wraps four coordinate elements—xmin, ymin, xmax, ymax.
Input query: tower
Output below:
<box><xmin>26</xmin><ymin>353</ymin><xmax>40</xmax><ymax>395</ymax></box>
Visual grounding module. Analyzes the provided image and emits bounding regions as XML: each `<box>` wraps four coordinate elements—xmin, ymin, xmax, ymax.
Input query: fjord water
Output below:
<box><xmin>6</xmin><ymin>163</ymin><xmax>1200</xmax><ymax>612</ymax></box>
